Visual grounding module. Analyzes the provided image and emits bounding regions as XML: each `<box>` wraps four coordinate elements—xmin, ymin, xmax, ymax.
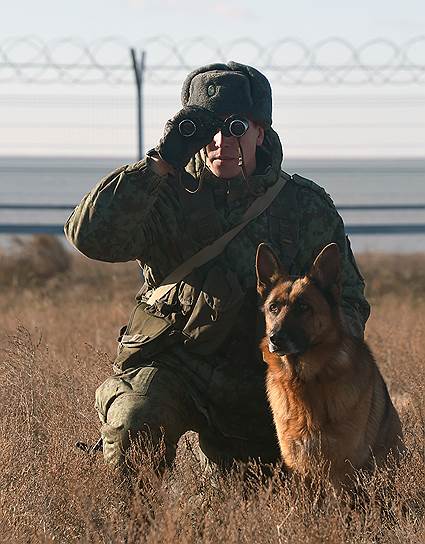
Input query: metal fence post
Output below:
<box><xmin>130</xmin><ymin>48</ymin><xmax>146</xmax><ymax>160</ymax></box>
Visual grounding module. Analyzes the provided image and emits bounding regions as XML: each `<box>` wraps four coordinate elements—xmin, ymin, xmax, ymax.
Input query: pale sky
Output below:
<box><xmin>3</xmin><ymin>0</ymin><xmax>425</xmax><ymax>44</ymax></box>
<box><xmin>1</xmin><ymin>0</ymin><xmax>424</xmax><ymax>158</ymax></box>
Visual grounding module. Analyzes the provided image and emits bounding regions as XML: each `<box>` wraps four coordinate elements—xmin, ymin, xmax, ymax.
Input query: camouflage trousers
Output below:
<box><xmin>95</xmin><ymin>344</ymin><xmax>280</xmax><ymax>471</ymax></box>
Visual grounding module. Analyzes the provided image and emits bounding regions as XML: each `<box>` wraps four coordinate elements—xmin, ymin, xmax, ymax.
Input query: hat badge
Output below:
<box><xmin>207</xmin><ymin>84</ymin><xmax>216</xmax><ymax>97</ymax></box>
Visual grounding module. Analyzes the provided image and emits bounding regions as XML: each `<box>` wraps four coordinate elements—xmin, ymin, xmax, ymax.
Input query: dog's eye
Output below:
<box><xmin>269</xmin><ymin>302</ymin><xmax>280</xmax><ymax>314</ymax></box>
<box><xmin>297</xmin><ymin>302</ymin><xmax>310</xmax><ymax>313</ymax></box>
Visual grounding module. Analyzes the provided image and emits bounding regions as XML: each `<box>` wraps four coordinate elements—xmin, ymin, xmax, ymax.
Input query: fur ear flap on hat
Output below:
<box><xmin>181</xmin><ymin>61</ymin><xmax>272</xmax><ymax>127</ymax></box>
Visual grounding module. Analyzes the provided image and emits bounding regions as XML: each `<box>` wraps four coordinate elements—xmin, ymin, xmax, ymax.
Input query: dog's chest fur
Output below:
<box><xmin>266</xmin><ymin>370</ymin><xmax>325</xmax><ymax>473</ymax></box>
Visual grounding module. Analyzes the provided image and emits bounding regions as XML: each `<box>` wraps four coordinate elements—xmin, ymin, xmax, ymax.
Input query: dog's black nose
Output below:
<box><xmin>269</xmin><ymin>331</ymin><xmax>299</xmax><ymax>355</ymax></box>
<box><xmin>269</xmin><ymin>332</ymin><xmax>287</xmax><ymax>352</ymax></box>
<box><xmin>269</xmin><ymin>334</ymin><xmax>279</xmax><ymax>346</ymax></box>
<box><xmin>270</xmin><ymin>331</ymin><xmax>287</xmax><ymax>346</ymax></box>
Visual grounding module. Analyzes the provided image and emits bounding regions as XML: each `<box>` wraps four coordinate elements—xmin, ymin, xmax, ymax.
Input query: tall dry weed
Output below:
<box><xmin>0</xmin><ymin>235</ymin><xmax>71</xmax><ymax>289</ymax></box>
<box><xmin>357</xmin><ymin>252</ymin><xmax>425</xmax><ymax>300</ymax></box>
<box><xmin>0</xmin><ymin>236</ymin><xmax>424</xmax><ymax>543</ymax></box>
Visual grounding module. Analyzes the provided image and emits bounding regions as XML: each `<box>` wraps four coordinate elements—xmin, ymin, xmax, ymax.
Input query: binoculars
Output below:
<box><xmin>178</xmin><ymin>114</ymin><xmax>249</xmax><ymax>139</ymax></box>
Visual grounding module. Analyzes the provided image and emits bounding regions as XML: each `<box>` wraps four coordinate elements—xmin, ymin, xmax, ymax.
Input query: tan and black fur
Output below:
<box><xmin>255</xmin><ymin>242</ymin><xmax>404</xmax><ymax>487</ymax></box>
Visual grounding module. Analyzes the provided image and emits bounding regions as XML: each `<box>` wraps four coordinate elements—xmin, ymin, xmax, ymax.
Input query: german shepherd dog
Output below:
<box><xmin>255</xmin><ymin>242</ymin><xmax>404</xmax><ymax>488</ymax></box>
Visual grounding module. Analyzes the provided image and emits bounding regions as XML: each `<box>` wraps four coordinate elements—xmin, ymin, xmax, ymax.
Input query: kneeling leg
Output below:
<box><xmin>95</xmin><ymin>365</ymin><xmax>201</xmax><ymax>470</ymax></box>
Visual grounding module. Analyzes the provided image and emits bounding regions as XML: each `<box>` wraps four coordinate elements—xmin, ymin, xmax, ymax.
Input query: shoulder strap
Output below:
<box><xmin>146</xmin><ymin>174</ymin><xmax>289</xmax><ymax>305</ymax></box>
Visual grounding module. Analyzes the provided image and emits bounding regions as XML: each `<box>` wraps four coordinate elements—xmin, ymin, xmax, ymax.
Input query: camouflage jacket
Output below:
<box><xmin>65</xmin><ymin>128</ymin><xmax>370</xmax><ymax>358</ymax></box>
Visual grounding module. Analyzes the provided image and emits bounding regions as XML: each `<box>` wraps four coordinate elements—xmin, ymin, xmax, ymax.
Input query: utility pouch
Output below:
<box><xmin>113</xmin><ymin>301</ymin><xmax>176</xmax><ymax>372</ymax></box>
<box><xmin>181</xmin><ymin>265</ymin><xmax>244</xmax><ymax>355</ymax></box>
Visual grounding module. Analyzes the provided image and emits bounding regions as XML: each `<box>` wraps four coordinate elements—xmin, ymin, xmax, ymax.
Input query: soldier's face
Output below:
<box><xmin>205</xmin><ymin>120</ymin><xmax>265</xmax><ymax>180</ymax></box>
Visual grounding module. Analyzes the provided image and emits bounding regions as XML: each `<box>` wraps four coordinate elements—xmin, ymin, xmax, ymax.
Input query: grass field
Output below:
<box><xmin>0</xmin><ymin>236</ymin><xmax>424</xmax><ymax>543</ymax></box>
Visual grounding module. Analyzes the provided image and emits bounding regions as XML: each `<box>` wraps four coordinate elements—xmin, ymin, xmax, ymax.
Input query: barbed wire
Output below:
<box><xmin>0</xmin><ymin>36</ymin><xmax>424</xmax><ymax>85</ymax></box>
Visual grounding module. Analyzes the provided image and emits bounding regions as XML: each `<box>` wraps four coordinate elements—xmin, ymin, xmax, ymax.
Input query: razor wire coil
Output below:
<box><xmin>0</xmin><ymin>36</ymin><xmax>424</xmax><ymax>84</ymax></box>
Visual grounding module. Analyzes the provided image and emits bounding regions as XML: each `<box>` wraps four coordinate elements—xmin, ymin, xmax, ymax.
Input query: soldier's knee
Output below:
<box><xmin>94</xmin><ymin>368</ymin><xmax>189</xmax><ymax>469</ymax></box>
<box><xmin>101</xmin><ymin>400</ymin><xmax>136</xmax><ymax>466</ymax></box>
<box><xmin>99</xmin><ymin>391</ymin><xmax>162</xmax><ymax>465</ymax></box>
<box><xmin>105</xmin><ymin>391</ymin><xmax>149</xmax><ymax>432</ymax></box>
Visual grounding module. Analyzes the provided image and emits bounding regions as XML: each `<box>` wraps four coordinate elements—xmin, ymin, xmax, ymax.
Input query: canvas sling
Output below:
<box><xmin>146</xmin><ymin>174</ymin><xmax>289</xmax><ymax>305</ymax></box>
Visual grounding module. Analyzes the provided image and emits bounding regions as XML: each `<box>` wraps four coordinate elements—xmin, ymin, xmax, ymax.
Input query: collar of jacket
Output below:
<box><xmin>186</xmin><ymin>127</ymin><xmax>283</xmax><ymax>205</ymax></box>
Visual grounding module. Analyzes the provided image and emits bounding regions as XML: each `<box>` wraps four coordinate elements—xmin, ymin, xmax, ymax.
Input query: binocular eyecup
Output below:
<box><xmin>178</xmin><ymin>119</ymin><xmax>197</xmax><ymax>138</ymax></box>
<box><xmin>221</xmin><ymin>116</ymin><xmax>249</xmax><ymax>138</ymax></box>
<box><xmin>178</xmin><ymin>115</ymin><xmax>249</xmax><ymax>139</ymax></box>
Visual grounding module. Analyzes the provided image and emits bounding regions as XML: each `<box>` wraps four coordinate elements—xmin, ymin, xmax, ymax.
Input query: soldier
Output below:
<box><xmin>65</xmin><ymin>62</ymin><xmax>370</xmax><ymax>473</ymax></box>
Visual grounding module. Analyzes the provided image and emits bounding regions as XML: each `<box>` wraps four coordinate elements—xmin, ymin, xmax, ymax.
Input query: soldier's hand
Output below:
<box><xmin>155</xmin><ymin>106</ymin><xmax>222</xmax><ymax>169</ymax></box>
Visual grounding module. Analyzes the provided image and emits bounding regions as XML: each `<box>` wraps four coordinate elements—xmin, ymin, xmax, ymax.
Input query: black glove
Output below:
<box><xmin>155</xmin><ymin>106</ymin><xmax>222</xmax><ymax>169</ymax></box>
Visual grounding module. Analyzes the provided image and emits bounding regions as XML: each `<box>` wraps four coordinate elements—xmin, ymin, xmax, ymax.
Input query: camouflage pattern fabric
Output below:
<box><xmin>65</xmin><ymin>126</ymin><xmax>370</xmax><ymax>468</ymax></box>
<box><xmin>95</xmin><ymin>345</ymin><xmax>280</xmax><ymax>469</ymax></box>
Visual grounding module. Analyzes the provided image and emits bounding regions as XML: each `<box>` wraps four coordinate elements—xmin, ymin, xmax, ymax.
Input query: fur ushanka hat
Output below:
<box><xmin>181</xmin><ymin>61</ymin><xmax>272</xmax><ymax>127</ymax></box>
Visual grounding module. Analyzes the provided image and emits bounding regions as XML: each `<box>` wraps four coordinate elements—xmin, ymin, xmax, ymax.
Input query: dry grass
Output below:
<box><xmin>0</xmin><ymin>235</ymin><xmax>424</xmax><ymax>543</ymax></box>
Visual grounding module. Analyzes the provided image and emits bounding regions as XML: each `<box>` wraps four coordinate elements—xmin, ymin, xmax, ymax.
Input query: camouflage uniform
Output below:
<box><xmin>65</xmin><ymin>79</ymin><xmax>370</xmax><ymax>471</ymax></box>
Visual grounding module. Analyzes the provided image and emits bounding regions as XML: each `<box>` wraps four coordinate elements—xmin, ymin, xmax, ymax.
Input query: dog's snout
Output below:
<box><xmin>269</xmin><ymin>330</ymin><xmax>290</xmax><ymax>353</ymax></box>
<box><xmin>270</xmin><ymin>331</ymin><xmax>288</xmax><ymax>346</ymax></box>
<box><xmin>269</xmin><ymin>329</ymin><xmax>301</xmax><ymax>355</ymax></box>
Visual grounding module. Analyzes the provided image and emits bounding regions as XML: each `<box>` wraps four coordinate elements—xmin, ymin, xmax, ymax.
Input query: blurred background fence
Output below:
<box><xmin>0</xmin><ymin>36</ymin><xmax>424</xmax><ymax>250</ymax></box>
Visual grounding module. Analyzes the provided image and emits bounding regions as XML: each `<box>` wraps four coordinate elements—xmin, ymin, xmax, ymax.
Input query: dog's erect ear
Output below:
<box><xmin>256</xmin><ymin>243</ymin><xmax>289</xmax><ymax>299</ymax></box>
<box><xmin>310</xmin><ymin>243</ymin><xmax>341</xmax><ymax>297</ymax></box>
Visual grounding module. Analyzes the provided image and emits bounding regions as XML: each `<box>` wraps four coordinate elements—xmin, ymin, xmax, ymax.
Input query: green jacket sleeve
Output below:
<box><xmin>64</xmin><ymin>158</ymin><xmax>185</xmax><ymax>265</ymax></box>
<box><xmin>294</xmin><ymin>183</ymin><xmax>370</xmax><ymax>336</ymax></box>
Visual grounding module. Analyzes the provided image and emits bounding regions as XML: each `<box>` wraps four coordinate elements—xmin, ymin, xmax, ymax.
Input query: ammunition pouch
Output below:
<box><xmin>113</xmin><ymin>301</ymin><xmax>179</xmax><ymax>372</ymax></box>
<box><xmin>113</xmin><ymin>265</ymin><xmax>246</xmax><ymax>369</ymax></box>
<box><xmin>181</xmin><ymin>264</ymin><xmax>245</xmax><ymax>355</ymax></box>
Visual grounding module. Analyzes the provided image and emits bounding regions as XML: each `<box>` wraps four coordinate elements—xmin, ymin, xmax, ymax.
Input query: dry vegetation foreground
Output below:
<box><xmin>0</xmin><ymin>236</ymin><xmax>424</xmax><ymax>543</ymax></box>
